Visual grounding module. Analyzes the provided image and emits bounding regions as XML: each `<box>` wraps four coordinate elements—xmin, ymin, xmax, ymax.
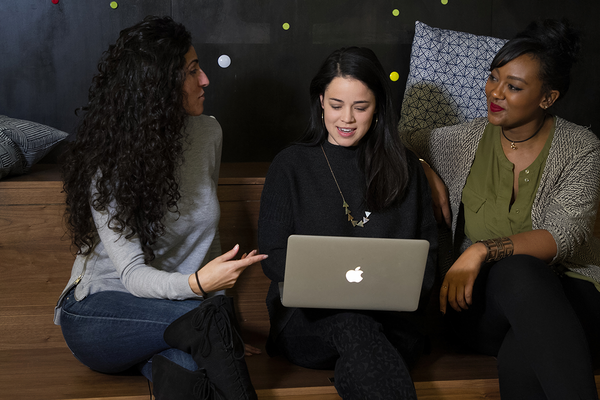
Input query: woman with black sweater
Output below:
<box><xmin>258</xmin><ymin>47</ymin><xmax>438</xmax><ymax>399</ymax></box>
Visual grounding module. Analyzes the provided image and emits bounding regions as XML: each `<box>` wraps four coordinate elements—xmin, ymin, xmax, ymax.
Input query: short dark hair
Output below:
<box><xmin>491</xmin><ymin>19</ymin><xmax>581</xmax><ymax>100</ymax></box>
<box><xmin>299</xmin><ymin>47</ymin><xmax>409</xmax><ymax>211</ymax></box>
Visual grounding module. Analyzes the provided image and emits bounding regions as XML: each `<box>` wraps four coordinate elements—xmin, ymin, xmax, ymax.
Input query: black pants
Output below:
<box><xmin>273</xmin><ymin>309</ymin><xmax>424</xmax><ymax>400</ymax></box>
<box><xmin>447</xmin><ymin>255</ymin><xmax>600</xmax><ymax>400</ymax></box>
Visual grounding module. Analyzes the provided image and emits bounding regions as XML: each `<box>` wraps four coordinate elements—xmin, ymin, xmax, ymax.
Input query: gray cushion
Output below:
<box><xmin>0</xmin><ymin>129</ymin><xmax>25</xmax><ymax>178</ymax></box>
<box><xmin>399</xmin><ymin>21</ymin><xmax>508</xmax><ymax>132</ymax></box>
<box><xmin>0</xmin><ymin>115</ymin><xmax>69</xmax><ymax>179</ymax></box>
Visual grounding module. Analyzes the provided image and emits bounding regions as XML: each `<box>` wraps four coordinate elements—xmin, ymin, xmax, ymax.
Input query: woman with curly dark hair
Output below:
<box><xmin>54</xmin><ymin>16</ymin><xmax>264</xmax><ymax>399</ymax></box>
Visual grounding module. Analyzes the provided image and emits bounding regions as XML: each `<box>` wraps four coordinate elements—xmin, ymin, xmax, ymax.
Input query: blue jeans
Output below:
<box><xmin>60</xmin><ymin>288</ymin><xmax>202</xmax><ymax>380</ymax></box>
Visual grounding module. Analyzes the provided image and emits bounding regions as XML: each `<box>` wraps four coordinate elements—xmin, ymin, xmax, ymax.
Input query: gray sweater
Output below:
<box><xmin>55</xmin><ymin>115</ymin><xmax>223</xmax><ymax>325</ymax></box>
<box><xmin>402</xmin><ymin>116</ymin><xmax>600</xmax><ymax>284</ymax></box>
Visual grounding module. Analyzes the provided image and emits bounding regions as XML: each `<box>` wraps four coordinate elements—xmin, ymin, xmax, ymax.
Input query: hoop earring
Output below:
<box><xmin>372</xmin><ymin>116</ymin><xmax>378</xmax><ymax>129</ymax></box>
<box><xmin>322</xmin><ymin>110</ymin><xmax>325</xmax><ymax>125</ymax></box>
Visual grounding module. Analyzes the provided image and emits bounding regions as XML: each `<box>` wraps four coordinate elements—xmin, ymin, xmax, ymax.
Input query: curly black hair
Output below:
<box><xmin>61</xmin><ymin>16</ymin><xmax>193</xmax><ymax>263</ymax></box>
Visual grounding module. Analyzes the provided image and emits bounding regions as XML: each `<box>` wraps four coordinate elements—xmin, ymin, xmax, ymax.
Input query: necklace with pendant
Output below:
<box><xmin>321</xmin><ymin>145</ymin><xmax>371</xmax><ymax>228</ymax></box>
<box><xmin>502</xmin><ymin>114</ymin><xmax>546</xmax><ymax>150</ymax></box>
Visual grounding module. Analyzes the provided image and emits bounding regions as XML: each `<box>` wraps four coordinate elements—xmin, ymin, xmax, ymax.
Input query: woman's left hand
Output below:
<box><xmin>440</xmin><ymin>242</ymin><xmax>487</xmax><ymax>314</ymax></box>
<box><xmin>244</xmin><ymin>343</ymin><xmax>262</xmax><ymax>356</ymax></box>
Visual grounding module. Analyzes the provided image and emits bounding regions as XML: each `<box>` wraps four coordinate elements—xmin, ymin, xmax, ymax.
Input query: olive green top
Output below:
<box><xmin>462</xmin><ymin>121</ymin><xmax>555</xmax><ymax>243</ymax></box>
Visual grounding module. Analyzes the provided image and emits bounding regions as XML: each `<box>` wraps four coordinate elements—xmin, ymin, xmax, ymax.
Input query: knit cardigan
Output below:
<box><xmin>402</xmin><ymin>116</ymin><xmax>600</xmax><ymax>284</ymax></box>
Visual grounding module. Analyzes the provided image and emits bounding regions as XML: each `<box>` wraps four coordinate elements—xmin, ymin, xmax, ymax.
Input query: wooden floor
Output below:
<box><xmin>21</xmin><ymin>378</ymin><xmax>598</xmax><ymax>400</ymax></box>
<box><xmin>4</xmin><ymin>337</ymin><xmax>597</xmax><ymax>399</ymax></box>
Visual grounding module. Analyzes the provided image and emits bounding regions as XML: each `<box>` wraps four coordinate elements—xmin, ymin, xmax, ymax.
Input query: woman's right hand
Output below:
<box><xmin>420</xmin><ymin>161</ymin><xmax>451</xmax><ymax>228</ymax></box>
<box><xmin>189</xmin><ymin>244</ymin><xmax>268</xmax><ymax>295</ymax></box>
<box><xmin>439</xmin><ymin>242</ymin><xmax>486</xmax><ymax>314</ymax></box>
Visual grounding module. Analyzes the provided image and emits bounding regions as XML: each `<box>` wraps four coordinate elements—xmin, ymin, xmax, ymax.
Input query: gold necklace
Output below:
<box><xmin>321</xmin><ymin>145</ymin><xmax>371</xmax><ymax>228</ymax></box>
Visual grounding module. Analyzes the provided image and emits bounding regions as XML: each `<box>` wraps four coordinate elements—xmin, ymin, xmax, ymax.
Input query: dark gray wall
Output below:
<box><xmin>1</xmin><ymin>0</ymin><xmax>599</xmax><ymax>162</ymax></box>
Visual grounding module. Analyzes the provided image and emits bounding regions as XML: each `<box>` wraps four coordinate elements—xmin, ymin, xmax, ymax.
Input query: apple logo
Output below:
<box><xmin>345</xmin><ymin>266</ymin><xmax>364</xmax><ymax>283</ymax></box>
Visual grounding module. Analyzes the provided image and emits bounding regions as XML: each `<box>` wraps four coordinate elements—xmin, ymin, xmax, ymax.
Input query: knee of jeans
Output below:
<box><xmin>156</xmin><ymin>349</ymin><xmax>198</xmax><ymax>371</ymax></box>
<box><xmin>143</xmin><ymin>349</ymin><xmax>198</xmax><ymax>382</ymax></box>
<box><xmin>487</xmin><ymin>255</ymin><xmax>555</xmax><ymax>304</ymax></box>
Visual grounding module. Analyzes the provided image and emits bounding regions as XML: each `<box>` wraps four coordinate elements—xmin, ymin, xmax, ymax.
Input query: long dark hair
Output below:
<box><xmin>491</xmin><ymin>19</ymin><xmax>581</xmax><ymax>100</ymax></box>
<box><xmin>299</xmin><ymin>47</ymin><xmax>409</xmax><ymax>212</ymax></box>
<box><xmin>61</xmin><ymin>16</ymin><xmax>192</xmax><ymax>262</ymax></box>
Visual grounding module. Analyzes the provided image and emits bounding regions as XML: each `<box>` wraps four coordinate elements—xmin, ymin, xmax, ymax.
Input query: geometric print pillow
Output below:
<box><xmin>0</xmin><ymin>115</ymin><xmax>69</xmax><ymax>179</ymax></box>
<box><xmin>398</xmin><ymin>21</ymin><xmax>508</xmax><ymax>132</ymax></box>
<box><xmin>0</xmin><ymin>128</ymin><xmax>25</xmax><ymax>179</ymax></box>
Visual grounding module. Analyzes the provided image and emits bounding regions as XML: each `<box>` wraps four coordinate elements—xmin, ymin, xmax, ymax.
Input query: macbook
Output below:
<box><xmin>280</xmin><ymin>234</ymin><xmax>430</xmax><ymax>312</ymax></box>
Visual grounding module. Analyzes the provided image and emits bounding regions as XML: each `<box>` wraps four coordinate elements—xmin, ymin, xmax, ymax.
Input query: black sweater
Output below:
<box><xmin>258</xmin><ymin>141</ymin><xmax>438</xmax><ymax>345</ymax></box>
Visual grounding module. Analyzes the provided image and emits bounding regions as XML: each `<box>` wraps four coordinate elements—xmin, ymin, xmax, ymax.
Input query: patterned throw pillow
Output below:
<box><xmin>398</xmin><ymin>21</ymin><xmax>508</xmax><ymax>132</ymax></box>
<box><xmin>0</xmin><ymin>129</ymin><xmax>25</xmax><ymax>178</ymax></box>
<box><xmin>0</xmin><ymin>115</ymin><xmax>69</xmax><ymax>179</ymax></box>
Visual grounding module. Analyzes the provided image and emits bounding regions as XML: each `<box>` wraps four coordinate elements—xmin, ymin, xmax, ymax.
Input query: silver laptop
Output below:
<box><xmin>280</xmin><ymin>235</ymin><xmax>430</xmax><ymax>312</ymax></box>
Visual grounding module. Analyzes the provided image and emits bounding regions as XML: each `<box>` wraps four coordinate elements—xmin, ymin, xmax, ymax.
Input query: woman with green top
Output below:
<box><xmin>402</xmin><ymin>19</ymin><xmax>600</xmax><ymax>400</ymax></box>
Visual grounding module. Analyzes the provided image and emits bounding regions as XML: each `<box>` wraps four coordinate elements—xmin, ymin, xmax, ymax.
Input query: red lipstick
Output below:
<box><xmin>490</xmin><ymin>103</ymin><xmax>504</xmax><ymax>112</ymax></box>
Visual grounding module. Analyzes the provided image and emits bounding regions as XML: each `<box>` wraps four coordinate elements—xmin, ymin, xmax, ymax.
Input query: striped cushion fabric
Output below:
<box><xmin>0</xmin><ymin>115</ymin><xmax>68</xmax><ymax>179</ymax></box>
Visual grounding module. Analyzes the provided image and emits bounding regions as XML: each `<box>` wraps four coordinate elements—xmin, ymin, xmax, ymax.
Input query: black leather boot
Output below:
<box><xmin>151</xmin><ymin>354</ymin><xmax>221</xmax><ymax>400</ymax></box>
<box><xmin>163</xmin><ymin>295</ymin><xmax>257</xmax><ymax>400</ymax></box>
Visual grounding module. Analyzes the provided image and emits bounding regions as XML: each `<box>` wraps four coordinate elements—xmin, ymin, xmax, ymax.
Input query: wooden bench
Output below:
<box><xmin>1</xmin><ymin>163</ymin><xmax>598</xmax><ymax>400</ymax></box>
